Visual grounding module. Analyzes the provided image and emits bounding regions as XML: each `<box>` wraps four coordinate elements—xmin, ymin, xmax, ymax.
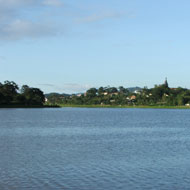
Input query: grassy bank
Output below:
<box><xmin>1</xmin><ymin>104</ymin><xmax>190</xmax><ymax>109</ymax></box>
<box><xmin>58</xmin><ymin>104</ymin><xmax>190</xmax><ymax>109</ymax></box>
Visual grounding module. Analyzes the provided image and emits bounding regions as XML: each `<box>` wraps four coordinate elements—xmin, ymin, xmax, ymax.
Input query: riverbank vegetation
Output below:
<box><xmin>0</xmin><ymin>81</ymin><xmax>45</xmax><ymax>107</ymax></box>
<box><xmin>46</xmin><ymin>79</ymin><xmax>190</xmax><ymax>108</ymax></box>
<box><xmin>2</xmin><ymin>79</ymin><xmax>190</xmax><ymax>109</ymax></box>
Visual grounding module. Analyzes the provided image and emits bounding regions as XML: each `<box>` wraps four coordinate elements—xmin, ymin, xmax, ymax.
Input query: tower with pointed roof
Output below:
<box><xmin>164</xmin><ymin>77</ymin><xmax>168</xmax><ymax>88</ymax></box>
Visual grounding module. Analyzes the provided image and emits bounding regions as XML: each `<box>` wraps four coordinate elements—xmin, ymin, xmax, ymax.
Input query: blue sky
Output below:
<box><xmin>0</xmin><ymin>0</ymin><xmax>190</xmax><ymax>93</ymax></box>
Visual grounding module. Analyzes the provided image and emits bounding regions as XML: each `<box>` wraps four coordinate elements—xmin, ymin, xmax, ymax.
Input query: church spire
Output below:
<box><xmin>164</xmin><ymin>77</ymin><xmax>168</xmax><ymax>88</ymax></box>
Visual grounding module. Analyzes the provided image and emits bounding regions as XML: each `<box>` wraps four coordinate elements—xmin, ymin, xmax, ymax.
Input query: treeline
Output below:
<box><xmin>0</xmin><ymin>81</ymin><xmax>45</xmax><ymax>106</ymax></box>
<box><xmin>47</xmin><ymin>80</ymin><xmax>190</xmax><ymax>106</ymax></box>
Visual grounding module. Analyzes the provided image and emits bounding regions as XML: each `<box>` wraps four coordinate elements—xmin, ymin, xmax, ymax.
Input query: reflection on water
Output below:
<box><xmin>0</xmin><ymin>108</ymin><xmax>190</xmax><ymax>190</ymax></box>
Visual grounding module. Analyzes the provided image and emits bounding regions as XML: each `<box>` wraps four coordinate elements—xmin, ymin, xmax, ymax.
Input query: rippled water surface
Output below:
<box><xmin>1</xmin><ymin>108</ymin><xmax>190</xmax><ymax>190</ymax></box>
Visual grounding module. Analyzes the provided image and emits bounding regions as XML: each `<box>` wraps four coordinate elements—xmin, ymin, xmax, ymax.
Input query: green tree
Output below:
<box><xmin>0</xmin><ymin>81</ymin><xmax>19</xmax><ymax>104</ymax></box>
<box><xmin>98</xmin><ymin>87</ymin><xmax>104</xmax><ymax>95</ymax></box>
<box><xmin>22</xmin><ymin>86</ymin><xmax>45</xmax><ymax>105</ymax></box>
<box><xmin>86</xmin><ymin>88</ymin><xmax>97</xmax><ymax>98</ymax></box>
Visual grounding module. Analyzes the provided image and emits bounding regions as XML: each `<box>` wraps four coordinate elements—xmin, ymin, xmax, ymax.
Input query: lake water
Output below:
<box><xmin>0</xmin><ymin>108</ymin><xmax>190</xmax><ymax>190</ymax></box>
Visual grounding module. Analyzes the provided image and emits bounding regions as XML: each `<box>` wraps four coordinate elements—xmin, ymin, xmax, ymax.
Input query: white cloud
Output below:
<box><xmin>0</xmin><ymin>19</ymin><xmax>58</xmax><ymax>40</ymax></box>
<box><xmin>0</xmin><ymin>0</ymin><xmax>64</xmax><ymax>41</ymax></box>
<box><xmin>0</xmin><ymin>0</ymin><xmax>40</xmax><ymax>9</ymax></box>
<box><xmin>0</xmin><ymin>0</ymin><xmax>63</xmax><ymax>8</ymax></box>
<box><xmin>0</xmin><ymin>1</ymin><xmax>133</xmax><ymax>41</ymax></box>
<box><xmin>43</xmin><ymin>0</ymin><xmax>64</xmax><ymax>7</ymax></box>
<box><xmin>38</xmin><ymin>83</ymin><xmax>93</xmax><ymax>93</ymax></box>
<box><xmin>76</xmin><ymin>12</ymin><xmax>126</xmax><ymax>23</ymax></box>
<box><xmin>63</xmin><ymin>83</ymin><xmax>92</xmax><ymax>93</ymax></box>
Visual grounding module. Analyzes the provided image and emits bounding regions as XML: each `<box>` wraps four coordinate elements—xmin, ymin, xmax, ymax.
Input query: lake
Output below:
<box><xmin>0</xmin><ymin>108</ymin><xmax>190</xmax><ymax>190</ymax></box>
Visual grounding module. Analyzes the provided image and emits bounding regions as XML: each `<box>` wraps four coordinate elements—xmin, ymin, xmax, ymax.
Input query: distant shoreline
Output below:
<box><xmin>1</xmin><ymin>104</ymin><xmax>190</xmax><ymax>109</ymax></box>
<box><xmin>58</xmin><ymin>104</ymin><xmax>190</xmax><ymax>109</ymax></box>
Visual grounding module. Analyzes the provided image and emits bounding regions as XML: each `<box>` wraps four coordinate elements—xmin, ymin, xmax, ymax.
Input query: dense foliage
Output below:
<box><xmin>46</xmin><ymin>80</ymin><xmax>190</xmax><ymax>106</ymax></box>
<box><xmin>0</xmin><ymin>81</ymin><xmax>45</xmax><ymax>106</ymax></box>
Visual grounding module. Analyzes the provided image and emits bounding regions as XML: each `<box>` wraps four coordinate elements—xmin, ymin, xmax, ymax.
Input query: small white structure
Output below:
<box><xmin>134</xmin><ymin>90</ymin><xmax>141</xmax><ymax>94</ymax></box>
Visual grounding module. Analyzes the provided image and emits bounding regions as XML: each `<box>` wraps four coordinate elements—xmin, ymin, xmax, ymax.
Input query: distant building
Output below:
<box><xmin>110</xmin><ymin>92</ymin><xmax>118</xmax><ymax>97</ymax></box>
<box><xmin>134</xmin><ymin>90</ymin><xmax>141</xmax><ymax>94</ymax></box>
<box><xmin>164</xmin><ymin>93</ymin><xmax>169</xmax><ymax>97</ymax></box>
<box><xmin>130</xmin><ymin>95</ymin><xmax>136</xmax><ymax>100</ymax></box>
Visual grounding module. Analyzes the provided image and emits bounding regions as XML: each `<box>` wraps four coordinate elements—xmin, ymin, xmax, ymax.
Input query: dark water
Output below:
<box><xmin>0</xmin><ymin>108</ymin><xmax>190</xmax><ymax>190</ymax></box>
